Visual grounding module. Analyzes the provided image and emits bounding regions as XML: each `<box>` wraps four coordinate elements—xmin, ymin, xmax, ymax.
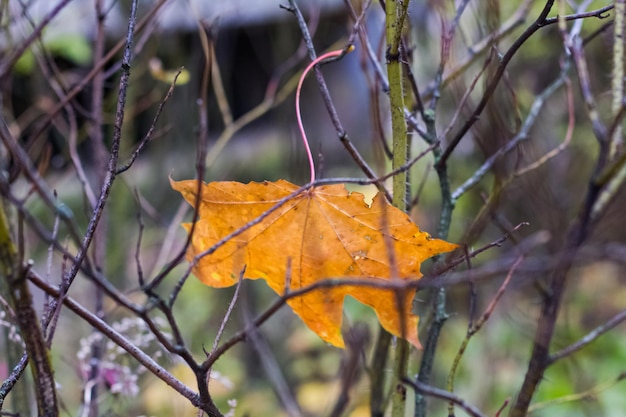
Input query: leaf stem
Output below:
<box><xmin>296</xmin><ymin>48</ymin><xmax>352</xmax><ymax>183</ymax></box>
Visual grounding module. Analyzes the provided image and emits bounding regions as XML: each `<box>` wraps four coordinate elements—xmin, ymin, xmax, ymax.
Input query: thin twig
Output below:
<box><xmin>204</xmin><ymin>231</ymin><xmax>547</xmax><ymax>367</ymax></box>
<box><xmin>465</xmin><ymin>245</ymin><xmax>476</xmax><ymax>330</ymax></box>
<box><xmin>117</xmin><ymin>69</ymin><xmax>184</xmax><ymax>174</ymax></box>
<box><xmin>542</xmin><ymin>4</ymin><xmax>614</xmax><ymax>25</ymax></box>
<box><xmin>514</xmin><ymin>75</ymin><xmax>575</xmax><ymax>176</ymax></box>
<box><xmin>439</xmin><ymin>52</ymin><xmax>493</xmax><ymax>142</ymax></box>
<box><xmin>438</xmin><ymin>0</ymin><xmax>557</xmax><ymax>166</ymax></box>
<box><xmin>286</xmin><ymin>0</ymin><xmax>382</xmax><ymax>190</ymax></box>
<box><xmin>494</xmin><ymin>398</ymin><xmax>510</xmax><ymax>417</ymax></box>
<box><xmin>147</xmin><ymin>201</ymin><xmax>188</xmax><ymax>279</ymax></box>
<box><xmin>329</xmin><ymin>325</ymin><xmax>368</xmax><ymax>417</ymax></box>
<box><xmin>548</xmin><ymin>308</ymin><xmax>626</xmax><ymax>364</ymax></box>
<box><xmin>240</xmin><ymin>282</ymin><xmax>302</xmax><ymax>417</ymax></box>
<box><xmin>144</xmin><ymin>21</ymin><xmax>214</xmax><ymax>294</ymax></box>
<box><xmin>451</xmin><ymin>65</ymin><xmax>569</xmax><ymax>201</ymax></box>
<box><xmin>447</xmin><ymin>255</ymin><xmax>523</xmax><ymax>416</ymax></box>
<box><xmin>510</xmin><ymin>10</ymin><xmax>608</xmax><ymax>412</ymax></box>
<box><xmin>409</xmin><ymin>163</ymin><xmax>431</xmax><ymax>209</ymax></box>
<box><xmin>0</xmin><ymin>209</ymin><xmax>58</xmax><ymax>414</ymax></box>
<box><xmin>210</xmin><ymin>268</ymin><xmax>245</xmax><ymax>356</ymax></box>
<box><xmin>68</xmin><ymin>102</ymin><xmax>97</xmax><ymax>209</ymax></box>
<box><xmin>528</xmin><ymin>372</ymin><xmax>626</xmax><ymax>413</ymax></box>
<box><xmin>24</xmin><ymin>0</ymin><xmax>170</xmax><ymax>147</ymax></box>
<box><xmin>402</xmin><ymin>377</ymin><xmax>488</xmax><ymax>417</ymax></box>
<box><xmin>570</xmin><ymin>36</ymin><xmax>608</xmax><ymax>149</ymax></box>
<box><xmin>44</xmin><ymin>0</ymin><xmax>140</xmax><ymax>340</ymax></box>
<box><xmin>0</xmin><ymin>353</ymin><xmax>29</xmax><ymax>411</ymax></box>
<box><xmin>0</xmin><ymin>119</ymin><xmax>82</xmax><ymax>241</ymax></box>
<box><xmin>26</xmin><ymin>272</ymin><xmax>203</xmax><ymax>408</ymax></box>
<box><xmin>86</xmin><ymin>2</ymin><xmax>109</xmax><ymax>413</ymax></box>
<box><xmin>429</xmin><ymin>0</ymin><xmax>472</xmax><ymax>113</ymax></box>
<box><xmin>431</xmin><ymin>0</ymin><xmax>532</xmax><ymax>96</ymax></box>
<box><xmin>133</xmin><ymin>189</ymin><xmax>146</xmax><ymax>287</ymax></box>
<box><xmin>413</xmin><ymin>3</ymin><xmax>475</xmax><ymax>412</ymax></box>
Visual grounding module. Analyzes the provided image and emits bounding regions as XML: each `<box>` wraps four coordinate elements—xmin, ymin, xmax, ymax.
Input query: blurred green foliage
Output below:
<box><xmin>14</xmin><ymin>34</ymin><xmax>92</xmax><ymax>74</ymax></box>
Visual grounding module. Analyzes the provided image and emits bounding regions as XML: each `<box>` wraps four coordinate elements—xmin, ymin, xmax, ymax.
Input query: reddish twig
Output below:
<box><xmin>494</xmin><ymin>398</ymin><xmax>510</xmax><ymax>417</ymax></box>
<box><xmin>296</xmin><ymin>48</ymin><xmax>354</xmax><ymax>183</ymax></box>
<box><xmin>286</xmin><ymin>0</ymin><xmax>383</xmax><ymax>190</ymax></box>
<box><xmin>447</xmin><ymin>255</ymin><xmax>524</xmax><ymax>416</ymax></box>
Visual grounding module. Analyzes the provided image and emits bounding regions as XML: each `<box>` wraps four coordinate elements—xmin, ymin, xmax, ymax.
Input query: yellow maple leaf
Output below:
<box><xmin>171</xmin><ymin>178</ymin><xmax>457</xmax><ymax>348</ymax></box>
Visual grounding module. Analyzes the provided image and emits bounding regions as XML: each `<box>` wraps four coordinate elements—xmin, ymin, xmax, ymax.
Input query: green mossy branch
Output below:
<box><xmin>387</xmin><ymin>0</ymin><xmax>411</xmax><ymax>212</ymax></box>
<box><xmin>385</xmin><ymin>1</ymin><xmax>411</xmax><ymax>417</ymax></box>
<box><xmin>0</xmin><ymin>204</ymin><xmax>58</xmax><ymax>416</ymax></box>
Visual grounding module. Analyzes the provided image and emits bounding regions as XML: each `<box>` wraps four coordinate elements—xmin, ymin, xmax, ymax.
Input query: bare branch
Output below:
<box><xmin>438</xmin><ymin>0</ymin><xmax>556</xmax><ymax>166</ymax></box>
<box><xmin>402</xmin><ymin>377</ymin><xmax>488</xmax><ymax>417</ymax></box>
<box><xmin>27</xmin><ymin>272</ymin><xmax>203</xmax><ymax>409</ymax></box>
<box><xmin>549</xmin><ymin>308</ymin><xmax>626</xmax><ymax>364</ymax></box>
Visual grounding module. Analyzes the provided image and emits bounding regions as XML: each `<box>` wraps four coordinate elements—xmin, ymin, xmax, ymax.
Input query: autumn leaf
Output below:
<box><xmin>171</xmin><ymin>178</ymin><xmax>457</xmax><ymax>348</ymax></box>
